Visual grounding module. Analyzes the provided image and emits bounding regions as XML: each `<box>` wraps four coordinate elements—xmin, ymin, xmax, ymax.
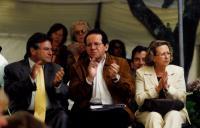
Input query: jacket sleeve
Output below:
<box><xmin>69</xmin><ymin>64</ymin><xmax>92</xmax><ymax>103</ymax></box>
<box><xmin>135</xmin><ymin>69</ymin><xmax>158</xmax><ymax>106</ymax></box>
<box><xmin>4</xmin><ymin>65</ymin><xmax>36</xmax><ymax>100</ymax></box>
<box><xmin>111</xmin><ymin>58</ymin><xmax>135</xmax><ymax>103</ymax></box>
<box><xmin>165</xmin><ymin>67</ymin><xmax>186</xmax><ymax>102</ymax></box>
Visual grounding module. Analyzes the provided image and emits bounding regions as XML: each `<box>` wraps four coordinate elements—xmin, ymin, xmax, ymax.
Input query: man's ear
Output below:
<box><xmin>30</xmin><ymin>48</ymin><xmax>36</xmax><ymax>56</ymax></box>
<box><xmin>105</xmin><ymin>44</ymin><xmax>109</xmax><ymax>51</ymax></box>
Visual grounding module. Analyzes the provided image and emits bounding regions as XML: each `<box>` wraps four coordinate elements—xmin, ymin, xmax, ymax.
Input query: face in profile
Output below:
<box><xmin>86</xmin><ymin>34</ymin><xmax>108</xmax><ymax>61</ymax></box>
<box><xmin>31</xmin><ymin>41</ymin><xmax>53</xmax><ymax>63</ymax></box>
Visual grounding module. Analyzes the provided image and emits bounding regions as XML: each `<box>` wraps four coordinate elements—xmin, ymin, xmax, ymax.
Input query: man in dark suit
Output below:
<box><xmin>69</xmin><ymin>29</ymin><xmax>135</xmax><ymax>128</ymax></box>
<box><xmin>4</xmin><ymin>32</ymin><xmax>69</xmax><ymax>128</ymax></box>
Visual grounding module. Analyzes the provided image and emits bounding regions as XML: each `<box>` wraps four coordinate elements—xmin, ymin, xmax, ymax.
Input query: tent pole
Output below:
<box><xmin>178</xmin><ymin>0</ymin><xmax>184</xmax><ymax>67</ymax></box>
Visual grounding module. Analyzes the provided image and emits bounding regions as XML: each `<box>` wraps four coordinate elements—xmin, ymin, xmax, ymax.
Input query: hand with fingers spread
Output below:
<box><xmin>87</xmin><ymin>58</ymin><xmax>99</xmax><ymax>83</ymax></box>
<box><xmin>53</xmin><ymin>67</ymin><xmax>65</xmax><ymax>87</ymax></box>
<box><xmin>108</xmin><ymin>60</ymin><xmax>120</xmax><ymax>80</ymax></box>
<box><xmin>30</xmin><ymin>61</ymin><xmax>43</xmax><ymax>80</ymax></box>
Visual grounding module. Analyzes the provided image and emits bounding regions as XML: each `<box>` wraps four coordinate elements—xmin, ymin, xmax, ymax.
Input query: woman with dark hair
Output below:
<box><xmin>47</xmin><ymin>23</ymin><xmax>68</xmax><ymax>63</ymax></box>
<box><xmin>135</xmin><ymin>40</ymin><xmax>190</xmax><ymax>128</ymax></box>
<box><xmin>108</xmin><ymin>39</ymin><xmax>127</xmax><ymax>59</ymax></box>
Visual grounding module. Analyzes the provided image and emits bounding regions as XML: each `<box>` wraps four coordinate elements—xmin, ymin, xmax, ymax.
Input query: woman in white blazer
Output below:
<box><xmin>135</xmin><ymin>40</ymin><xmax>190</xmax><ymax>128</ymax></box>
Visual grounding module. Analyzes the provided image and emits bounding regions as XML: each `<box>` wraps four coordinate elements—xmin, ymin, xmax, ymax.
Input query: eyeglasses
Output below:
<box><xmin>74</xmin><ymin>29</ymin><xmax>87</xmax><ymax>35</ymax></box>
<box><xmin>86</xmin><ymin>42</ymin><xmax>103</xmax><ymax>48</ymax></box>
<box><xmin>156</xmin><ymin>52</ymin><xmax>171</xmax><ymax>57</ymax></box>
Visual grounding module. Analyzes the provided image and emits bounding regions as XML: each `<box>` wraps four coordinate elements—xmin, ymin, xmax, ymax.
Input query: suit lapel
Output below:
<box><xmin>143</xmin><ymin>66</ymin><xmax>159</xmax><ymax>90</ymax></box>
<box><xmin>103</xmin><ymin>54</ymin><xmax>113</xmax><ymax>85</ymax></box>
<box><xmin>166</xmin><ymin>65</ymin><xmax>176</xmax><ymax>86</ymax></box>
<box><xmin>21</xmin><ymin>59</ymin><xmax>31</xmax><ymax>76</ymax></box>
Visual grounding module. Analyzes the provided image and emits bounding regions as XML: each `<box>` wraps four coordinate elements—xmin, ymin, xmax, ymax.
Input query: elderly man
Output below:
<box><xmin>69</xmin><ymin>29</ymin><xmax>134</xmax><ymax>128</ymax></box>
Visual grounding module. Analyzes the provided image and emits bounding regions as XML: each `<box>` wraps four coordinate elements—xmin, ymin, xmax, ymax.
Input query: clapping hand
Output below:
<box><xmin>156</xmin><ymin>72</ymin><xmax>168</xmax><ymax>92</ymax></box>
<box><xmin>108</xmin><ymin>60</ymin><xmax>120</xmax><ymax>80</ymax></box>
<box><xmin>30</xmin><ymin>61</ymin><xmax>43</xmax><ymax>80</ymax></box>
<box><xmin>53</xmin><ymin>67</ymin><xmax>64</xmax><ymax>87</ymax></box>
<box><xmin>86</xmin><ymin>58</ymin><xmax>99</xmax><ymax>83</ymax></box>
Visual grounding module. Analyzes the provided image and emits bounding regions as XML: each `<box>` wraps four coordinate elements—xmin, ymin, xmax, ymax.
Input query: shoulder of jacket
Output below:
<box><xmin>137</xmin><ymin>66</ymin><xmax>152</xmax><ymax>73</ymax></box>
<box><xmin>167</xmin><ymin>64</ymin><xmax>183</xmax><ymax>71</ymax></box>
<box><xmin>5</xmin><ymin>60</ymin><xmax>24</xmax><ymax>69</ymax></box>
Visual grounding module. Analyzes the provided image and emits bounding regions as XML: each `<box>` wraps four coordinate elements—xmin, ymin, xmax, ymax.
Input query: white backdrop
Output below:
<box><xmin>0</xmin><ymin>0</ymin><xmax>199</xmax><ymax>81</ymax></box>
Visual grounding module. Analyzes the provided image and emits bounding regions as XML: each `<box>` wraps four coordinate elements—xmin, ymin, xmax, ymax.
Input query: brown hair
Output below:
<box><xmin>3</xmin><ymin>111</ymin><xmax>46</xmax><ymax>128</ymax></box>
<box><xmin>145</xmin><ymin>40</ymin><xmax>173</xmax><ymax>66</ymax></box>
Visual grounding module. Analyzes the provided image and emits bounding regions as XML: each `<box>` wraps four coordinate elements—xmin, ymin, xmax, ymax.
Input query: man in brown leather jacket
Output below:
<box><xmin>69</xmin><ymin>29</ymin><xmax>135</xmax><ymax>128</ymax></box>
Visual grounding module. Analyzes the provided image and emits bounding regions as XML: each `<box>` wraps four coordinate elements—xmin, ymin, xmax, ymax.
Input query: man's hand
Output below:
<box><xmin>53</xmin><ymin>67</ymin><xmax>65</xmax><ymax>87</ymax></box>
<box><xmin>86</xmin><ymin>58</ymin><xmax>99</xmax><ymax>83</ymax></box>
<box><xmin>108</xmin><ymin>60</ymin><xmax>120</xmax><ymax>80</ymax></box>
<box><xmin>30</xmin><ymin>61</ymin><xmax>43</xmax><ymax>80</ymax></box>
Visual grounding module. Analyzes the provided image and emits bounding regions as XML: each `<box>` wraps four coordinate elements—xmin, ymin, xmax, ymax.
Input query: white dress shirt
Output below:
<box><xmin>89</xmin><ymin>56</ymin><xmax>113</xmax><ymax>105</ymax></box>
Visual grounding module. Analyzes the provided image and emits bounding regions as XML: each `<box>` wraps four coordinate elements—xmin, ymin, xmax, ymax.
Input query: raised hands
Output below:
<box><xmin>30</xmin><ymin>61</ymin><xmax>43</xmax><ymax>80</ymax></box>
<box><xmin>86</xmin><ymin>58</ymin><xmax>99</xmax><ymax>83</ymax></box>
<box><xmin>156</xmin><ymin>71</ymin><xmax>168</xmax><ymax>93</ymax></box>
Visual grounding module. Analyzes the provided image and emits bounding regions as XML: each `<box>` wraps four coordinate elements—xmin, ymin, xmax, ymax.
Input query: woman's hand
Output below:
<box><xmin>156</xmin><ymin>72</ymin><xmax>168</xmax><ymax>93</ymax></box>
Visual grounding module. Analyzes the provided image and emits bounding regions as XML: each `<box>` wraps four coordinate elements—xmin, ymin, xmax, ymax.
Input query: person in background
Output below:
<box><xmin>135</xmin><ymin>40</ymin><xmax>190</xmax><ymax>128</ymax></box>
<box><xmin>0</xmin><ymin>88</ymin><xmax>8</xmax><ymax>127</ymax></box>
<box><xmin>125</xmin><ymin>45</ymin><xmax>147</xmax><ymax>127</ymax></box>
<box><xmin>47</xmin><ymin>23</ymin><xmax>68</xmax><ymax>63</ymax></box>
<box><xmin>4</xmin><ymin>33</ymin><xmax>69</xmax><ymax>128</ymax></box>
<box><xmin>108</xmin><ymin>39</ymin><xmax>127</xmax><ymax>59</ymax></box>
<box><xmin>67</xmin><ymin>20</ymin><xmax>90</xmax><ymax>62</ymax></box>
<box><xmin>2</xmin><ymin>111</ymin><xmax>47</xmax><ymax>128</ymax></box>
<box><xmin>130</xmin><ymin>45</ymin><xmax>147</xmax><ymax>80</ymax></box>
<box><xmin>0</xmin><ymin>46</ymin><xmax>8</xmax><ymax>87</ymax></box>
<box><xmin>69</xmin><ymin>29</ymin><xmax>135</xmax><ymax>128</ymax></box>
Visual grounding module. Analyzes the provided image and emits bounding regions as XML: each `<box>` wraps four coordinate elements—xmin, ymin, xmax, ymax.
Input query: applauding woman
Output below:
<box><xmin>135</xmin><ymin>40</ymin><xmax>190</xmax><ymax>128</ymax></box>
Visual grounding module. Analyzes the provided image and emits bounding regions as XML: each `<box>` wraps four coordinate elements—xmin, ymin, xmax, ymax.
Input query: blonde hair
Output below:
<box><xmin>70</xmin><ymin>20</ymin><xmax>90</xmax><ymax>41</ymax></box>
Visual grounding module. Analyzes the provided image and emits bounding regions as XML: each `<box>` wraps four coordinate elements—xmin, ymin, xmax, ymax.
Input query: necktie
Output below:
<box><xmin>34</xmin><ymin>67</ymin><xmax>46</xmax><ymax>122</ymax></box>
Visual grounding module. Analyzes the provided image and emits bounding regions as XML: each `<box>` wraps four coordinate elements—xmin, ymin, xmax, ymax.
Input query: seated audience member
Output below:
<box><xmin>135</xmin><ymin>40</ymin><xmax>190</xmax><ymax>128</ymax></box>
<box><xmin>4</xmin><ymin>33</ymin><xmax>69</xmax><ymax>128</ymax></box>
<box><xmin>56</xmin><ymin>46</ymin><xmax>74</xmax><ymax>84</ymax></box>
<box><xmin>127</xmin><ymin>45</ymin><xmax>147</xmax><ymax>124</ymax></box>
<box><xmin>130</xmin><ymin>45</ymin><xmax>147</xmax><ymax>80</ymax></box>
<box><xmin>2</xmin><ymin>111</ymin><xmax>46</xmax><ymax>128</ymax></box>
<box><xmin>0</xmin><ymin>50</ymin><xmax>8</xmax><ymax>87</ymax></box>
<box><xmin>67</xmin><ymin>20</ymin><xmax>90</xmax><ymax>62</ymax></box>
<box><xmin>69</xmin><ymin>29</ymin><xmax>135</xmax><ymax>128</ymax></box>
<box><xmin>108</xmin><ymin>39</ymin><xmax>127</xmax><ymax>59</ymax></box>
<box><xmin>47</xmin><ymin>23</ymin><xmax>68</xmax><ymax>63</ymax></box>
<box><xmin>0</xmin><ymin>89</ymin><xmax>8</xmax><ymax>127</ymax></box>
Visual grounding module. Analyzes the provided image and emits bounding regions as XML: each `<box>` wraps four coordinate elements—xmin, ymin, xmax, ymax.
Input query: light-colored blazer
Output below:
<box><xmin>135</xmin><ymin>64</ymin><xmax>190</xmax><ymax>122</ymax></box>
